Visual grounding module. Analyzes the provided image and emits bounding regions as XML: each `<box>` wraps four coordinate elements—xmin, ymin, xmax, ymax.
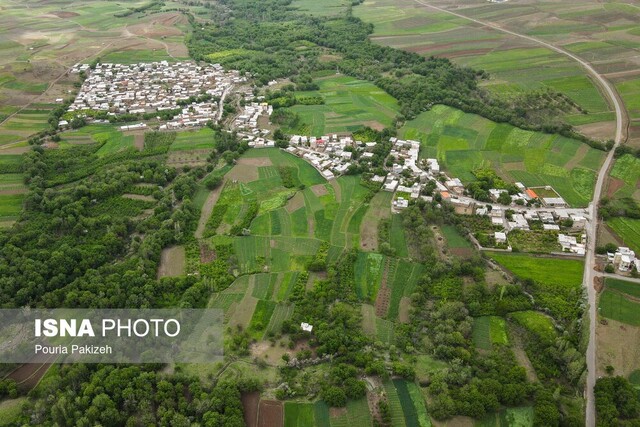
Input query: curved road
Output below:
<box><xmin>410</xmin><ymin>1</ymin><xmax>626</xmax><ymax>425</ymax></box>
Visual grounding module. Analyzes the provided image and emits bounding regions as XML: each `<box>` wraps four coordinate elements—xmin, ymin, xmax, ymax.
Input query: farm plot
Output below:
<box><xmin>354</xmin><ymin>252</ymin><xmax>385</xmax><ymax>301</ymax></box>
<box><xmin>0</xmin><ymin>193</ymin><xmax>23</xmax><ymax>225</ymax></box>
<box><xmin>608</xmin><ymin>217</ymin><xmax>640</xmax><ymax>253</ymax></box>
<box><xmin>170</xmin><ymin>127</ymin><xmax>215</xmax><ymax>151</ymax></box>
<box><xmin>329</xmin><ymin>397</ymin><xmax>372</xmax><ymax>427</ymax></box>
<box><xmin>488</xmin><ymin>252</ymin><xmax>583</xmax><ymax>320</ymax></box>
<box><xmin>284</xmin><ymin>402</ymin><xmax>328</xmax><ymax>427</ymax></box>
<box><xmin>387</xmin><ymin>261</ymin><xmax>424</xmax><ymax>320</ymax></box>
<box><xmin>285</xmin><ymin>75</ymin><xmax>400</xmax><ymax>135</ymax></box>
<box><xmin>360</xmin><ymin>190</ymin><xmax>392</xmax><ymax>251</ymax></box>
<box><xmin>608</xmin><ymin>154</ymin><xmax>640</xmax><ymax>199</ymax></box>
<box><xmin>509</xmin><ymin>311</ymin><xmax>557</xmax><ymax>344</ymax></box>
<box><xmin>353</xmin><ymin>0</ymin><xmax>615</xmax><ymax>128</ymax></box>
<box><xmin>599</xmin><ymin>288</ymin><xmax>640</xmax><ymax>327</ymax></box>
<box><xmin>472</xmin><ymin>316</ymin><xmax>509</xmax><ymax>351</ymax></box>
<box><xmin>400</xmin><ymin>105</ymin><xmax>605</xmax><ymax>207</ymax></box>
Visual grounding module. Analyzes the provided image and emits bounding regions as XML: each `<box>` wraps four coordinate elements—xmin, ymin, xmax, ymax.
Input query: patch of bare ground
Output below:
<box><xmin>598</xmin><ymin>222</ymin><xmax>624</xmax><ymax>247</ymax></box>
<box><xmin>597</xmin><ymin>318</ymin><xmax>640</xmax><ymax>377</ymax></box>
<box><xmin>310</xmin><ymin>183</ymin><xmax>328</xmax><ymax>196</ymax></box>
<box><xmin>330</xmin><ymin>407</ymin><xmax>347</xmax><ymax>417</ymax></box>
<box><xmin>122</xmin><ymin>193</ymin><xmax>154</xmax><ymax>201</ymax></box>
<box><xmin>606</xmin><ymin>177</ymin><xmax>625</xmax><ymax>198</ymax></box>
<box><xmin>398</xmin><ymin>296</ymin><xmax>411</xmax><ymax>323</ymax></box>
<box><xmin>238</xmin><ymin>157</ymin><xmax>273</xmax><ymax>167</ymax></box>
<box><xmin>226</xmin><ymin>163</ymin><xmax>259</xmax><ymax>183</ymax></box>
<box><xmin>200</xmin><ymin>242</ymin><xmax>216</xmax><ymax>263</ymax></box>
<box><xmin>307</xmin><ymin>216</ymin><xmax>315</xmax><ymax>238</ymax></box>
<box><xmin>0</xmin><ymin>188</ymin><xmax>27</xmax><ymax>195</ymax></box>
<box><xmin>576</xmin><ymin>121</ymin><xmax>617</xmax><ymax>141</ymax></box>
<box><xmin>230</xmin><ymin>279</ymin><xmax>258</xmax><ymax>328</ymax></box>
<box><xmin>361</xmin><ymin>120</ymin><xmax>385</xmax><ymax>131</ymax></box>
<box><xmin>258</xmin><ymin>400</ymin><xmax>283</xmax><ymax>427</ymax></box>
<box><xmin>167</xmin><ymin>149</ymin><xmax>210</xmax><ymax>167</ymax></box>
<box><xmin>133</xmin><ymin>132</ymin><xmax>145</xmax><ymax>150</ymax></box>
<box><xmin>374</xmin><ymin>258</ymin><xmax>392</xmax><ymax>317</ymax></box>
<box><xmin>242</xmin><ymin>391</ymin><xmax>260</xmax><ymax>427</ymax></box>
<box><xmin>194</xmin><ymin>183</ymin><xmax>225</xmax><ymax>239</ymax></box>
<box><xmin>0</xmin><ymin>145</ymin><xmax>30</xmax><ymax>154</ymax></box>
<box><xmin>50</xmin><ymin>11</ymin><xmax>80</xmax><ymax>18</ymax></box>
<box><xmin>285</xmin><ymin>192</ymin><xmax>304</xmax><ymax>213</ymax></box>
<box><xmin>157</xmin><ymin>245</ymin><xmax>185</xmax><ymax>278</ymax></box>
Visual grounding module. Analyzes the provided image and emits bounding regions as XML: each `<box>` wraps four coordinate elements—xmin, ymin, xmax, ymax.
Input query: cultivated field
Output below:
<box><xmin>597</xmin><ymin>278</ymin><xmax>640</xmax><ymax>378</ymax></box>
<box><xmin>400</xmin><ymin>104</ymin><xmax>606</xmax><ymax>207</ymax></box>
<box><xmin>353</xmin><ymin>0</ymin><xmax>638</xmax><ymax>143</ymax></box>
<box><xmin>286</xmin><ymin>76</ymin><xmax>400</xmax><ymax>135</ymax></box>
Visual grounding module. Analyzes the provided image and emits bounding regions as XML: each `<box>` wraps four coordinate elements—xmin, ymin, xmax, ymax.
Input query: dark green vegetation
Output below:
<box><xmin>595</xmin><ymin>376</ymin><xmax>640</xmax><ymax>427</ymax></box>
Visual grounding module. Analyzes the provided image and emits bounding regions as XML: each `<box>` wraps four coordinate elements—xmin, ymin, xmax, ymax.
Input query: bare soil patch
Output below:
<box><xmin>565</xmin><ymin>144</ymin><xmax>589</xmax><ymax>170</ymax></box>
<box><xmin>606</xmin><ymin>177</ymin><xmax>625</xmax><ymax>198</ymax></box>
<box><xmin>242</xmin><ymin>392</ymin><xmax>260</xmax><ymax>427</ymax></box>
<box><xmin>200</xmin><ymin>242</ymin><xmax>217</xmax><ymax>263</ymax></box>
<box><xmin>167</xmin><ymin>150</ymin><xmax>210</xmax><ymax>167</ymax></box>
<box><xmin>227</xmin><ymin>163</ymin><xmax>259</xmax><ymax>183</ymax></box>
<box><xmin>577</xmin><ymin>121</ymin><xmax>617</xmax><ymax>141</ymax></box>
<box><xmin>51</xmin><ymin>11</ymin><xmax>79</xmax><ymax>18</ymax></box>
<box><xmin>0</xmin><ymin>188</ymin><xmax>27</xmax><ymax>195</ymax></box>
<box><xmin>597</xmin><ymin>318</ymin><xmax>640</xmax><ymax>377</ymax></box>
<box><xmin>330</xmin><ymin>180</ymin><xmax>342</xmax><ymax>202</ymax></box>
<box><xmin>374</xmin><ymin>259</ymin><xmax>391</xmax><ymax>317</ymax></box>
<box><xmin>362</xmin><ymin>120</ymin><xmax>385</xmax><ymax>131</ymax></box>
<box><xmin>122</xmin><ymin>193</ymin><xmax>155</xmax><ymax>202</ymax></box>
<box><xmin>509</xmin><ymin>327</ymin><xmax>538</xmax><ymax>382</ymax></box>
<box><xmin>157</xmin><ymin>245</ymin><xmax>186</xmax><ymax>278</ymax></box>
<box><xmin>258</xmin><ymin>400</ymin><xmax>283</xmax><ymax>427</ymax></box>
<box><xmin>398</xmin><ymin>296</ymin><xmax>411</xmax><ymax>323</ymax></box>
<box><xmin>133</xmin><ymin>133</ymin><xmax>145</xmax><ymax>150</ymax></box>
<box><xmin>285</xmin><ymin>192</ymin><xmax>305</xmax><ymax>213</ymax></box>
<box><xmin>330</xmin><ymin>407</ymin><xmax>348</xmax><ymax>417</ymax></box>
<box><xmin>238</xmin><ymin>157</ymin><xmax>273</xmax><ymax>167</ymax></box>
<box><xmin>310</xmin><ymin>183</ymin><xmax>328</xmax><ymax>197</ymax></box>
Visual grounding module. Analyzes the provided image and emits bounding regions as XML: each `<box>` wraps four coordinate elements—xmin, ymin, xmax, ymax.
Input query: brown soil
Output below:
<box><xmin>133</xmin><ymin>133</ymin><xmax>145</xmax><ymax>150</ymax></box>
<box><xmin>330</xmin><ymin>407</ymin><xmax>347</xmax><ymax>417</ymax></box>
<box><xmin>157</xmin><ymin>245</ymin><xmax>186</xmax><ymax>279</ymax></box>
<box><xmin>200</xmin><ymin>242</ymin><xmax>217</xmax><ymax>263</ymax></box>
<box><xmin>226</xmin><ymin>163</ymin><xmax>259</xmax><ymax>183</ymax></box>
<box><xmin>50</xmin><ymin>11</ymin><xmax>79</xmax><ymax>18</ymax></box>
<box><xmin>597</xmin><ymin>318</ymin><xmax>640</xmax><ymax>378</ymax></box>
<box><xmin>606</xmin><ymin>177</ymin><xmax>625</xmax><ymax>198</ymax></box>
<box><xmin>310</xmin><ymin>183</ymin><xmax>328</xmax><ymax>197</ymax></box>
<box><xmin>242</xmin><ymin>392</ymin><xmax>260</xmax><ymax>427</ymax></box>
<box><xmin>374</xmin><ymin>258</ymin><xmax>392</xmax><ymax>317</ymax></box>
<box><xmin>238</xmin><ymin>157</ymin><xmax>273</xmax><ymax>167</ymax></box>
<box><xmin>398</xmin><ymin>296</ymin><xmax>411</xmax><ymax>323</ymax></box>
<box><xmin>564</xmin><ymin>144</ymin><xmax>589</xmax><ymax>170</ymax></box>
<box><xmin>576</xmin><ymin>121</ymin><xmax>617</xmax><ymax>141</ymax></box>
<box><xmin>258</xmin><ymin>400</ymin><xmax>283</xmax><ymax>427</ymax></box>
<box><xmin>122</xmin><ymin>194</ymin><xmax>155</xmax><ymax>201</ymax></box>
<box><xmin>0</xmin><ymin>188</ymin><xmax>27</xmax><ymax>195</ymax></box>
<box><xmin>285</xmin><ymin>192</ymin><xmax>305</xmax><ymax>213</ymax></box>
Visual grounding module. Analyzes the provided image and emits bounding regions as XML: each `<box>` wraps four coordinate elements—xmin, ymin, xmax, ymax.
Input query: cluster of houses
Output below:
<box><xmin>286</xmin><ymin>134</ymin><xmax>359</xmax><ymax>180</ymax></box>
<box><xmin>608</xmin><ymin>247</ymin><xmax>640</xmax><ymax>272</ymax></box>
<box><xmin>66</xmin><ymin>61</ymin><xmax>245</xmax><ymax>129</ymax></box>
<box><xmin>235</xmin><ymin>103</ymin><xmax>276</xmax><ymax>149</ymax></box>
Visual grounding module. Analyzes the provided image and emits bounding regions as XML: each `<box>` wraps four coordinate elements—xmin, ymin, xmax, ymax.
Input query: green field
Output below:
<box><xmin>441</xmin><ymin>225</ymin><xmax>471</xmax><ymax>249</ymax></box>
<box><xmin>291</xmin><ymin>0</ymin><xmax>351</xmax><ymax>16</ymax></box>
<box><xmin>286</xmin><ymin>75</ymin><xmax>400</xmax><ymax>135</ymax></box>
<box><xmin>487</xmin><ymin>253</ymin><xmax>583</xmax><ymax>288</ymax></box>
<box><xmin>400</xmin><ymin>105</ymin><xmax>604</xmax><ymax>207</ymax></box>
<box><xmin>608</xmin><ymin>217</ymin><xmax>640</xmax><ymax>253</ymax></box>
<box><xmin>171</xmin><ymin>127</ymin><xmax>215</xmax><ymax>151</ymax></box>
<box><xmin>476</xmin><ymin>406</ymin><xmax>534</xmax><ymax>427</ymax></box>
<box><xmin>472</xmin><ymin>316</ymin><xmax>509</xmax><ymax>350</ymax></box>
<box><xmin>329</xmin><ymin>397</ymin><xmax>372</xmax><ymax>427</ymax></box>
<box><xmin>285</xmin><ymin>401</ymin><xmax>330</xmax><ymax>427</ymax></box>
<box><xmin>608</xmin><ymin>154</ymin><xmax>640</xmax><ymax>199</ymax></box>
<box><xmin>353</xmin><ymin>0</ymin><xmax>615</xmax><ymax>126</ymax></box>
<box><xmin>599</xmin><ymin>289</ymin><xmax>640</xmax><ymax>326</ymax></box>
<box><xmin>510</xmin><ymin>311</ymin><xmax>556</xmax><ymax>344</ymax></box>
<box><xmin>605</xmin><ymin>278</ymin><xmax>640</xmax><ymax>299</ymax></box>
<box><xmin>0</xmin><ymin>194</ymin><xmax>24</xmax><ymax>222</ymax></box>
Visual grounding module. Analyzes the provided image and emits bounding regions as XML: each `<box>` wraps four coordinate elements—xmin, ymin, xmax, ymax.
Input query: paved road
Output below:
<box><xmin>410</xmin><ymin>2</ymin><xmax>627</xmax><ymax>425</ymax></box>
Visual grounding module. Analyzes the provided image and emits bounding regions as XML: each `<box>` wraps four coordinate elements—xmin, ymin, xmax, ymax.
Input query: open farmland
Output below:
<box><xmin>0</xmin><ymin>0</ymin><xmax>192</xmax><ymax>147</ymax></box>
<box><xmin>353</xmin><ymin>0</ymin><xmax>630</xmax><ymax>141</ymax></box>
<box><xmin>401</xmin><ymin>105</ymin><xmax>605</xmax><ymax>207</ymax></box>
<box><xmin>286</xmin><ymin>75</ymin><xmax>400</xmax><ymax>135</ymax></box>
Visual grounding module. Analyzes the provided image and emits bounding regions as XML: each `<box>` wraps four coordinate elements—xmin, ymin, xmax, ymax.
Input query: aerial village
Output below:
<box><xmin>63</xmin><ymin>61</ymin><xmax>246</xmax><ymax>130</ymax></box>
<box><xmin>60</xmin><ymin>61</ymin><xmax>639</xmax><ymax>269</ymax></box>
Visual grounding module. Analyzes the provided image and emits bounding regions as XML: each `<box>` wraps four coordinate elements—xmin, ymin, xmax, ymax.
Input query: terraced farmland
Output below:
<box><xmin>401</xmin><ymin>105</ymin><xmax>605</xmax><ymax>206</ymax></box>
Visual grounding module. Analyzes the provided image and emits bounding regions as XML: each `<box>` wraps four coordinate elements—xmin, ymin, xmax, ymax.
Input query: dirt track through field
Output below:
<box><xmin>194</xmin><ymin>183</ymin><xmax>225</xmax><ymax>239</ymax></box>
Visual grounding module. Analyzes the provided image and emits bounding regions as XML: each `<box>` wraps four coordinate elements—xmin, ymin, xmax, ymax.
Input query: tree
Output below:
<box><xmin>321</xmin><ymin>386</ymin><xmax>347</xmax><ymax>407</ymax></box>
